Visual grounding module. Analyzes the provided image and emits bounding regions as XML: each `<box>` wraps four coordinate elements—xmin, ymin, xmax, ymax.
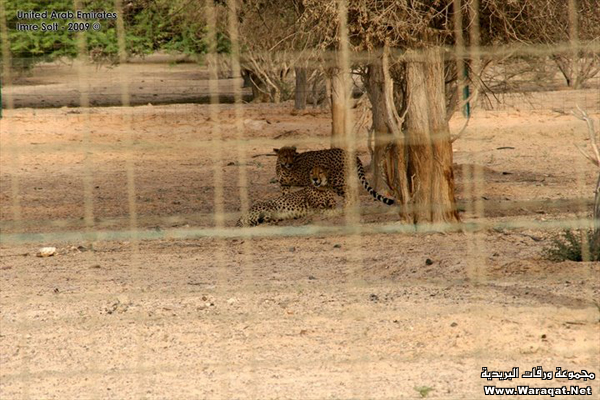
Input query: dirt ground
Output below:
<box><xmin>1</xmin><ymin>63</ymin><xmax>599</xmax><ymax>399</ymax></box>
<box><xmin>6</xmin><ymin>58</ymin><xmax>253</xmax><ymax>108</ymax></box>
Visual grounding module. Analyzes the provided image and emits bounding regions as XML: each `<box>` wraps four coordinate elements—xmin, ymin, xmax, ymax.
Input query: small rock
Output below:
<box><xmin>37</xmin><ymin>247</ymin><xmax>56</xmax><ymax>257</ymax></box>
<box><xmin>308</xmin><ymin>275</ymin><xmax>316</xmax><ymax>280</ymax></box>
<box><xmin>227</xmin><ymin>298</ymin><xmax>237</xmax><ymax>305</ymax></box>
<box><xmin>333</xmin><ymin>244</ymin><xmax>341</xmax><ymax>248</ymax></box>
<box><xmin>106</xmin><ymin>296</ymin><xmax>130</xmax><ymax>315</ymax></box>
<box><xmin>289</xmin><ymin>247</ymin><xmax>296</xmax><ymax>252</ymax></box>
<box><xmin>227</xmin><ymin>162</ymin><xmax>235</xmax><ymax>166</ymax></box>
<box><xmin>369</xmin><ymin>294</ymin><xmax>379</xmax><ymax>303</ymax></box>
<box><xmin>243</xmin><ymin>119</ymin><xmax>264</xmax><ymax>130</ymax></box>
<box><xmin>450</xmin><ymin>322</ymin><xmax>458</xmax><ymax>327</ymax></box>
<box><xmin>425</xmin><ymin>258</ymin><xmax>433</xmax><ymax>265</ymax></box>
<box><xmin>117</xmin><ymin>295</ymin><xmax>130</xmax><ymax>305</ymax></box>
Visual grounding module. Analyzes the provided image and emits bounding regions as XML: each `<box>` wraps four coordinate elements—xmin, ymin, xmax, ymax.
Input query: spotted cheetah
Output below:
<box><xmin>236</xmin><ymin>165</ymin><xmax>337</xmax><ymax>227</ymax></box>
<box><xmin>273</xmin><ymin>146</ymin><xmax>395</xmax><ymax>205</ymax></box>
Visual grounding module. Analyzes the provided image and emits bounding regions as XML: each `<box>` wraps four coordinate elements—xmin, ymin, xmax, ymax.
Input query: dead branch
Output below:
<box><xmin>382</xmin><ymin>42</ymin><xmax>406</xmax><ymax>138</ymax></box>
<box><xmin>573</xmin><ymin>105</ymin><xmax>600</xmax><ymax>251</ymax></box>
<box><xmin>572</xmin><ymin>105</ymin><xmax>600</xmax><ymax>167</ymax></box>
<box><xmin>351</xmin><ymin>92</ymin><xmax>371</xmax><ymax>138</ymax></box>
<box><xmin>450</xmin><ymin>113</ymin><xmax>471</xmax><ymax>143</ymax></box>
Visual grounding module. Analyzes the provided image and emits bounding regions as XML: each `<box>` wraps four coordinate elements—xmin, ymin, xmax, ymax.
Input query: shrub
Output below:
<box><xmin>543</xmin><ymin>229</ymin><xmax>600</xmax><ymax>262</ymax></box>
<box><xmin>3</xmin><ymin>0</ymin><xmax>230</xmax><ymax>71</ymax></box>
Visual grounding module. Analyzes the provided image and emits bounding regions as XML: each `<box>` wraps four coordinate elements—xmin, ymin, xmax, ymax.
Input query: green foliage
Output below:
<box><xmin>4</xmin><ymin>0</ymin><xmax>230</xmax><ymax>71</ymax></box>
<box><xmin>126</xmin><ymin>0</ymin><xmax>230</xmax><ymax>56</ymax></box>
<box><xmin>126</xmin><ymin>0</ymin><xmax>203</xmax><ymax>55</ymax></box>
<box><xmin>414</xmin><ymin>386</ymin><xmax>435</xmax><ymax>398</ymax></box>
<box><xmin>543</xmin><ymin>229</ymin><xmax>600</xmax><ymax>262</ymax></box>
<box><xmin>5</xmin><ymin>0</ymin><xmax>77</xmax><ymax>69</ymax></box>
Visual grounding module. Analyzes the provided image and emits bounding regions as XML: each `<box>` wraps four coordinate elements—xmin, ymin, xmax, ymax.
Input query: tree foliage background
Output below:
<box><xmin>3</xmin><ymin>0</ymin><xmax>230</xmax><ymax>70</ymax></box>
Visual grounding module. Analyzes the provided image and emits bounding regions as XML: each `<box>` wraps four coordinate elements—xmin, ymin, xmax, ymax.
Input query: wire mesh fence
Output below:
<box><xmin>1</xmin><ymin>0</ymin><xmax>599</xmax><ymax>398</ymax></box>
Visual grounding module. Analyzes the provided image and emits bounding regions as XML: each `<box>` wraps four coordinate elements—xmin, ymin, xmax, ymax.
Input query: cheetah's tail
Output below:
<box><xmin>356</xmin><ymin>160</ymin><xmax>395</xmax><ymax>205</ymax></box>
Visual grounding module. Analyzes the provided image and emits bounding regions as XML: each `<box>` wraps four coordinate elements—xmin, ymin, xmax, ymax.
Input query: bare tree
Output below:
<box><xmin>552</xmin><ymin>49</ymin><xmax>600</xmax><ymax>89</ymax></box>
<box><xmin>228</xmin><ymin>0</ymin><xmax>313</xmax><ymax>103</ymax></box>
<box><xmin>572</xmin><ymin>107</ymin><xmax>600</xmax><ymax>251</ymax></box>
<box><xmin>479</xmin><ymin>0</ymin><xmax>600</xmax><ymax>89</ymax></box>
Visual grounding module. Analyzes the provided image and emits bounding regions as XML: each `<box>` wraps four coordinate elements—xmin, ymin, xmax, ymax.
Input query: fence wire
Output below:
<box><xmin>1</xmin><ymin>0</ymin><xmax>599</xmax><ymax>398</ymax></box>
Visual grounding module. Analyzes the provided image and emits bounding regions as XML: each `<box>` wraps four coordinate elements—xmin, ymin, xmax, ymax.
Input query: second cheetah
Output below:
<box><xmin>236</xmin><ymin>165</ymin><xmax>337</xmax><ymax>227</ymax></box>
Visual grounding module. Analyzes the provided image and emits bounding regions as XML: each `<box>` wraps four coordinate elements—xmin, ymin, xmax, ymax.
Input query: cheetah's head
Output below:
<box><xmin>273</xmin><ymin>146</ymin><xmax>297</xmax><ymax>169</ymax></box>
<box><xmin>310</xmin><ymin>165</ymin><xmax>329</xmax><ymax>188</ymax></box>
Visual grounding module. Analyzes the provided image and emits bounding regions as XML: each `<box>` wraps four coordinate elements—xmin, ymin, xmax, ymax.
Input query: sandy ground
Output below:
<box><xmin>0</xmin><ymin>63</ymin><xmax>599</xmax><ymax>399</ymax></box>
<box><xmin>5</xmin><ymin>59</ymin><xmax>253</xmax><ymax>108</ymax></box>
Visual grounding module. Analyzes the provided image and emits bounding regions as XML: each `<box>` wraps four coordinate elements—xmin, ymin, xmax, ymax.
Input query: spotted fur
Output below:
<box><xmin>273</xmin><ymin>146</ymin><xmax>395</xmax><ymax>205</ymax></box>
<box><xmin>236</xmin><ymin>166</ymin><xmax>337</xmax><ymax>227</ymax></box>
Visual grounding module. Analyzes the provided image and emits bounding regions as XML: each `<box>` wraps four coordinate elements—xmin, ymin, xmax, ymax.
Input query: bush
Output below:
<box><xmin>4</xmin><ymin>0</ymin><xmax>78</xmax><ymax>70</ymax></box>
<box><xmin>3</xmin><ymin>0</ymin><xmax>230</xmax><ymax>71</ymax></box>
<box><xmin>543</xmin><ymin>229</ymin><xmax>600</xmax><ymax>262</ymax></box>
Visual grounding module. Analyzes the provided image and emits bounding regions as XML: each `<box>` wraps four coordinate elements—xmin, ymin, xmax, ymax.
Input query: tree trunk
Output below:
<box><xmin>329</xmin><ymin>67</ymin><xmax>347</xmax><ymax>147</ymax></box>
<box><xmin>383</xmin><ymin>61</ymin><xmax>411</xmax><ymax>221</ymax></box>
<box><xmin>426</xmin><ymin>48</ymin><xmax>460</xmax><ymax>223</ymax></box>
<box><xmin>242</xmin><ymin>69</ymin><xmax>269</xmax><ymax>103</ymax></box>
<box><xmin>271</xmin><ymin>86</ymin><xmax>281</xmax><ymax>103</ymax></box>
<box><xmin>404</xmin><ymin>52</ymin><xmax>435</xmax><ymax>224</ymax></box>
<box><xmin>365</xmin><ymin>54</ymin><xmax>410</xmax><ymax>222</ymax></box>
<box><xmin>294</xmin><ymin>67</ymin><xmax>308</xmax><ymax>110</ymax></box>
<box><xmin>403</xmin><ymin>48</ymin><xmax>460</xmax><ymax>225</ymax></box>
<box><xmin>593</xmin><ymin>173</ymin><xmax>600</xmax><ymax>254</ymax></box>
<box><xmin>323</xmin><ymin>75</ymin><xmax>331</xmax><ymax>110</ymax></box>
<box><xmin>361</xmin><ymin>45</ymin><xmax>412</xmax><ymax>221</ymax></box>
<box><xmin>364</xmin><ymin>62</ymin><xmax>389</xmax><ymax>192</ymax></box>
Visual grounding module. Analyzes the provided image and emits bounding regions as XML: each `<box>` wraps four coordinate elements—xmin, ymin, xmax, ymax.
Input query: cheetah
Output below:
<box><xmin>273</xmin><ymin>146</ymin><xmax>395</xmax><ymax>205</ymax></box>
<box><xmin>236</xmin><ymin>165</ymin><xmax>337</xmax><ymax>227</ymax></box>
